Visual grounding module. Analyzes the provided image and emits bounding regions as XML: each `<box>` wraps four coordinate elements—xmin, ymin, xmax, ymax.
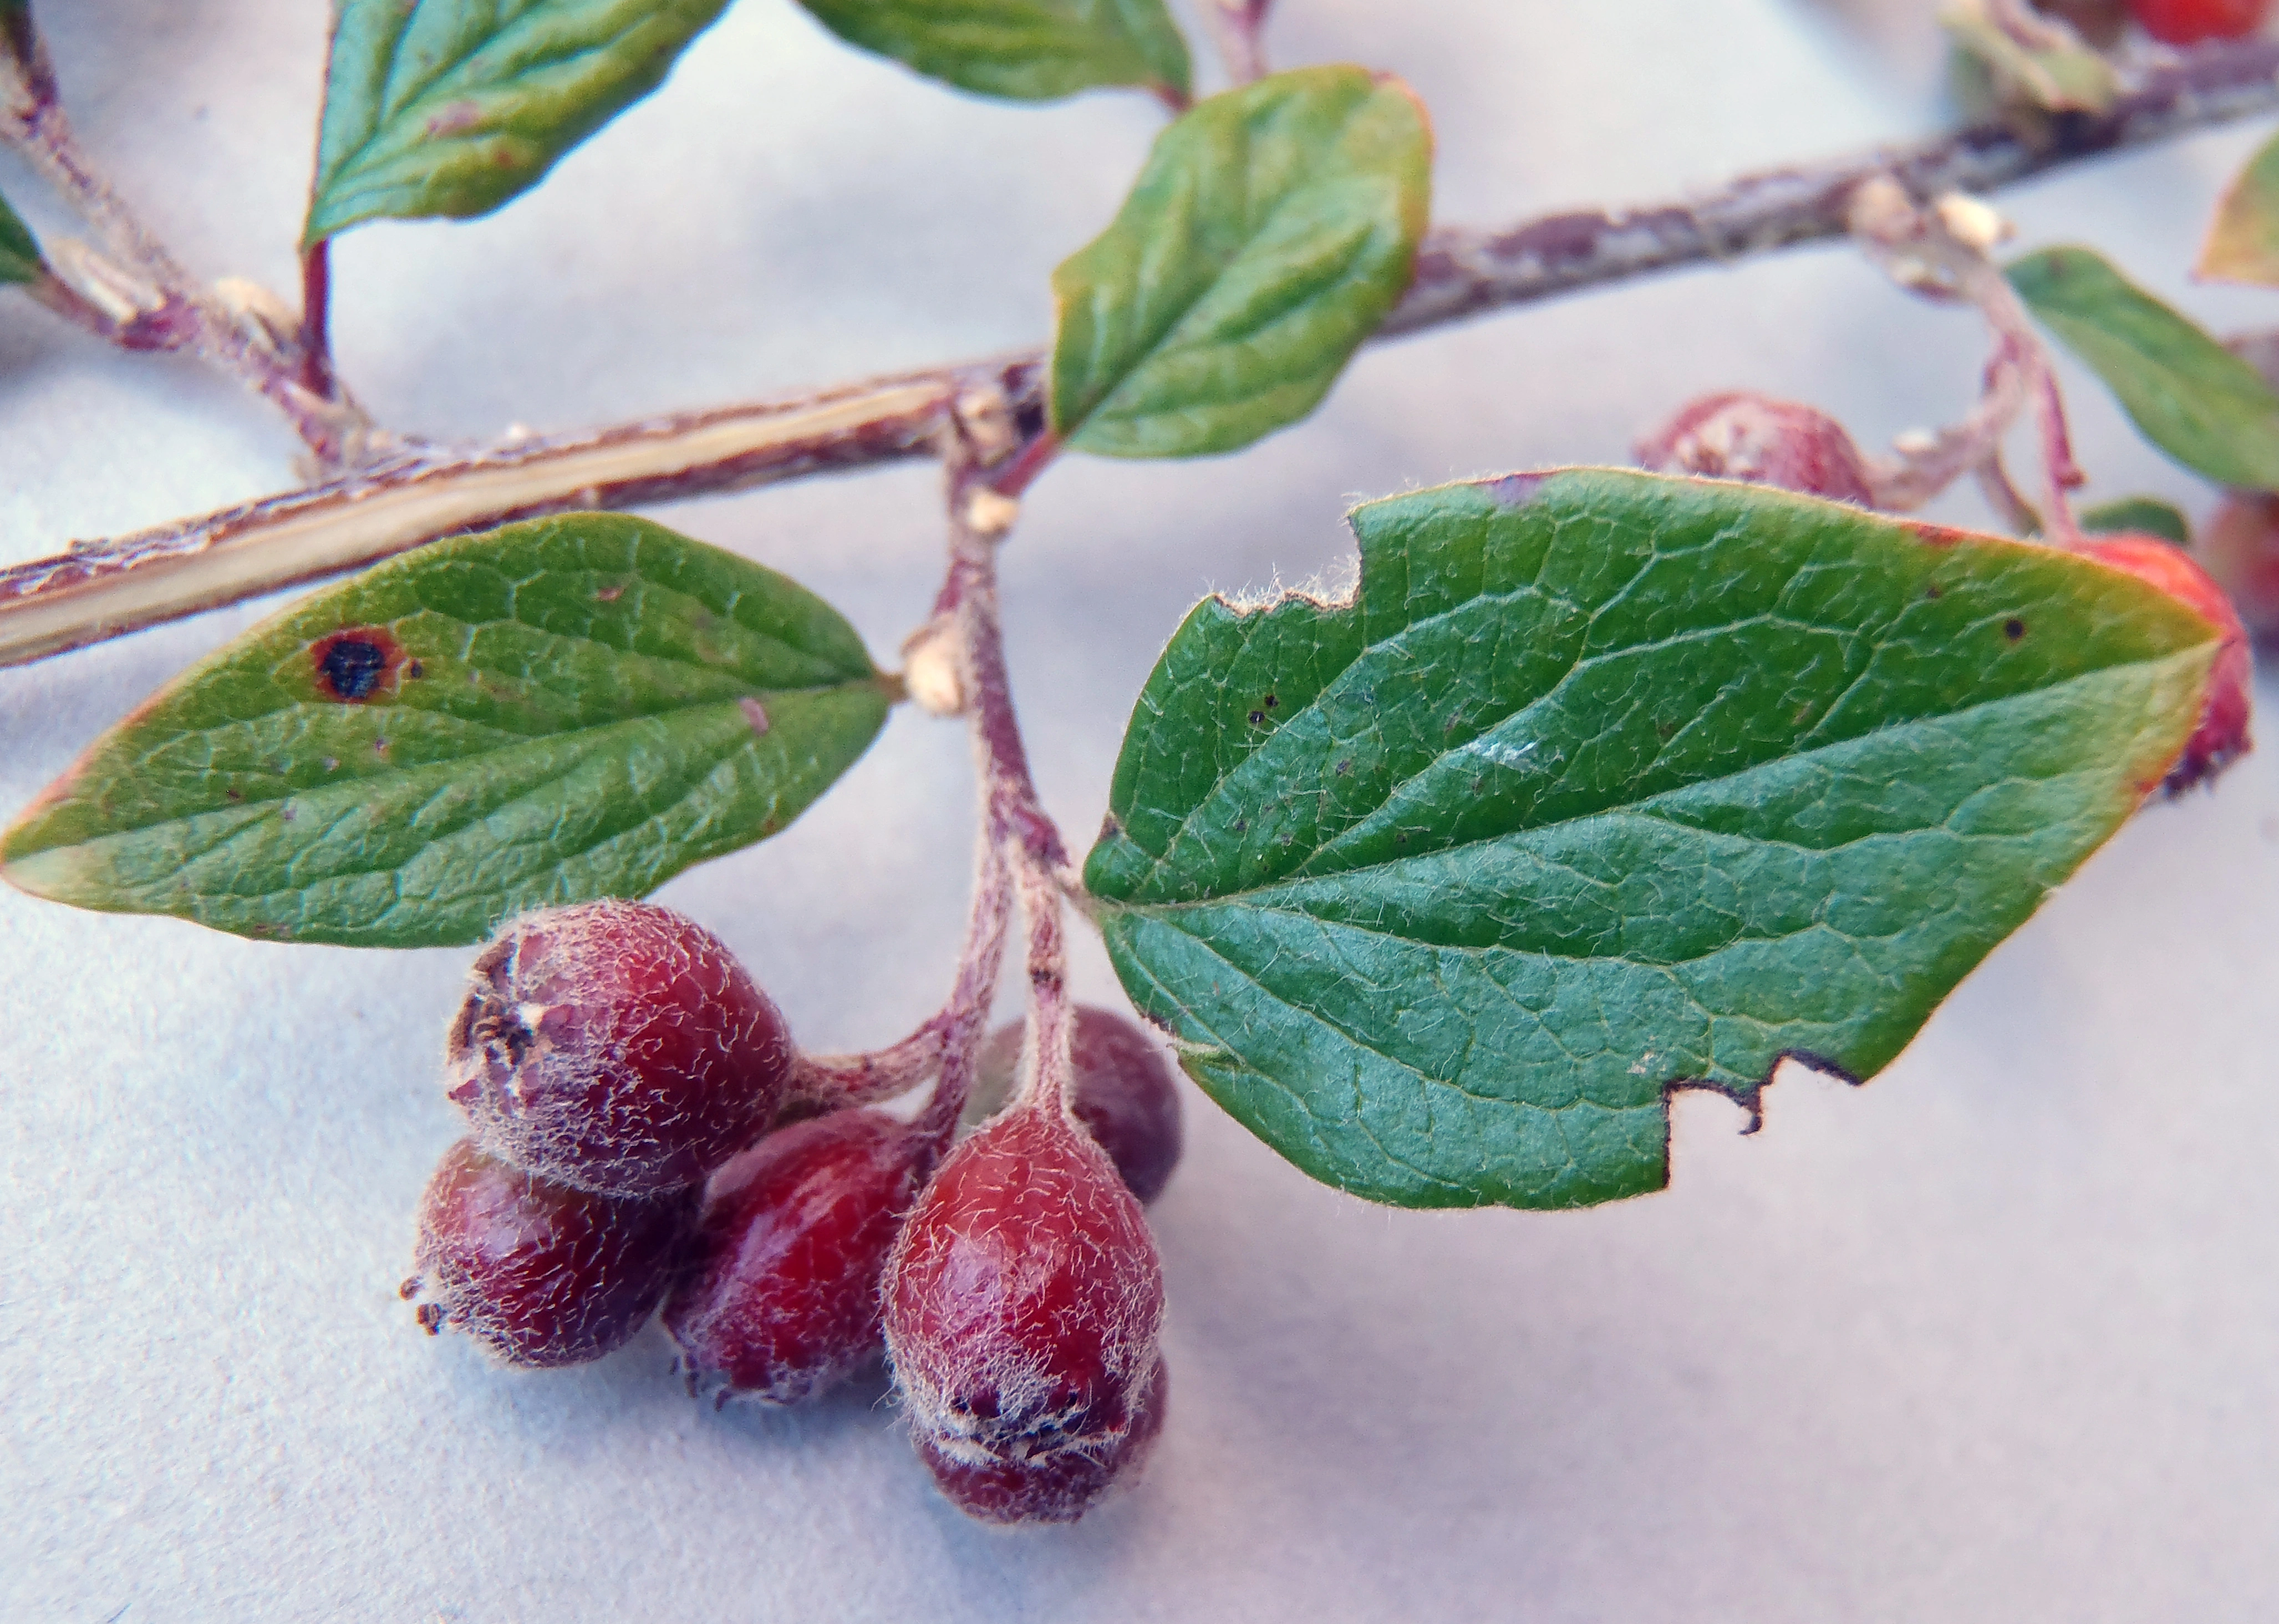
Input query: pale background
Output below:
<box><xmin>5</xmin><ymin>2</ymin><xmax>2278</xmax><ymax>1620</ymax></box>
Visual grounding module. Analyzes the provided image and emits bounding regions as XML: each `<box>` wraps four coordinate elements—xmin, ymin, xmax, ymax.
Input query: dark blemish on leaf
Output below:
<box><xmin>279</xmin><ymin>804</ymin><xmax>296</xmax><ymax>822</ymax></box>
<box><xmin>1336</xmin><ymin>758</ymin><xmax>1351</xmax><ymax>775</ymax></box>
<box><xmin>1098</xmin><ymin>812</ymin><xmax>1123</xmax><ymax>842</ymax></box>
<box><xmin>2005</xmin><ymin>618</ymin><xmax>2026</xmax><ymax>642</ymax></box>
<box><xmin>1248</xmin><ymin>710</ymin><xmax>1266</xmax><ymax>724</ymax></box>
<box><xmin>405</xmin><ymin>659</ymin><xmax>424</xmax><ymax>680</ymax></box>
<box><xmin>1924</xmin><ymin>582</ymin><xmax>1943</xmax><ymax>599</ymax></box>
<box><xmin>224</xmin><ymin>788</ymin><xmax>243</xmax><ymax>802</ymax></box>
<box><xmin>1396</xmin><ymin>832</ymin><xmax>1409</xmax><ymax>844</ymax></box>
<box><xmin>1233</xmin><ymin>818</ymin><xmax>1249</xmax><ymax>833</ymax></box>
<box><xmin>1483</xmin><ymin>472</ymin><xmax>1547</xmax><ymax>510</ymax></box>
<box><xmin>1263</xmin><ymin>694</ymin><xmax>1279</xmax><ymax>709</ymax></box>
<box><xmin>321</xmin><ymin>756</ymin><xmax>339</xmax><ymax>772</ymax></box>
<box><xmin>1656</xmin><ymin>721</ymin><xmax>1677</xmax><ymax>741</ymax></box>
<box><xmin>739</xmin><ymin>697</ymin><xmax>771</xmax><ymax>735</ymax></box>
<box><xmin>373</xmin><ymin>738</ymin><xmax>390</xmax><ymax>757</ymax></box>
<box><xmin>595</xmin><ymin>584</ymin><xmax>624</xmax><ymax>603</ymax></box>
<box><xmin>311</xmin><ymin>627</ymin><xmax>405</xmax><ymax>702</ymax></box>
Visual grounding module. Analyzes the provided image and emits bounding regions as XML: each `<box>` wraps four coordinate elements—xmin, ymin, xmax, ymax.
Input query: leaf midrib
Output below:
<box><xmin>1100</xmin><ymin>645</ymin><xmax>2204</xmax><ymax>917</ymax></box>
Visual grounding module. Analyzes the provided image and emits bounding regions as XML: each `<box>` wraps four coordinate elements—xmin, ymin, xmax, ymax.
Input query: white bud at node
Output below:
<box><xmin>1932</xmin><ymin>192</ymin><xmax>2010</xmax><ymax>253</ymax></box>
<box><xmin>962</xmin><ymin>486</ymin><xmax>1021</xmax><ymax>539</ymax></box>
<box><xmin>900</xmin><ymin>617</ymin><xmax>966</xmax><ymax>717</ymax></box>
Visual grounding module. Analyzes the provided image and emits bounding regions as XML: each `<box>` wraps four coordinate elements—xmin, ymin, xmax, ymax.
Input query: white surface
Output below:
<box><xmin>6</xmin><ymin>3</ymin><xmax>2279</xmax><ymax>1620</ymax></box>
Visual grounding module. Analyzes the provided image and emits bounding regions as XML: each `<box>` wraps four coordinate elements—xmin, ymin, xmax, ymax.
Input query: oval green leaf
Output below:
<box><xmin>2199</xmin><ymin>128</ymin><xmax>2279</xmax><ymax>288</ymax></box>
<box><xmin>1</xmin><ymin>514</ymin><xmax>893</xmax><ymax>947</ymax></box>
<box><xmin>1050</xmin><ymin>64</ymin><xmax>1431</xmax><ymax>459</ymax></box>
<box><xmin>2080</xmin><ymin>494</ymin><xmax>2190</xmax><ymax>547</ymax></box>
<box><xmin>0</xmin><ymin>186</ymin><xmax>42</xmax><ymax>284</ymax></box>
<box><xmin>306</xmin><ymin>0</ymin><xmax>733</xmax><ymax>245</ymax></box>
<box><xmin>1084</xmin><ymin>470</ymin><xmax>2220</xmax><ymax>1210</ymax></box>
<box><xmin>2008</xmin><ymin>245</ymin><xmax>2279</xmax><ymax>491</ymax></box>
<box><xmin>797</xmin><ymin>0</ymin><xmax>1189</xmax><ymax>104</ymax></box>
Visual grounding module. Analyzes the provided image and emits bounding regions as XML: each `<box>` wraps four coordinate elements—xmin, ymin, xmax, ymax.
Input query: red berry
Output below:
<box><xmin>882</xmin><ymin>1104</ymin><xmax>1166</xmax><ymax>1526</ymax></box>
<box><xmin>445</xmin><ymin>899</ymin><xmax>793</xmax><ymax>1197</ymax></box>
<box><xmin>2200</xmin><ymin>493</ymin><xmax>2279</xmax><ymax>648</ymax></box>
<box><xmin>2075</xmin><ymin>533</ymin><xmax>2254</xmax><ymax>793</ymax></box>
<box><xmin>408</xmin><ymin>1138</ymin><xmax>695</xmax><ymax>1368</ymax></box>
<box><xmin>663</xmin><ymin>1108</ymin><xmax>936</xmax><ymax>1405</ymax></box>
<box><xmin>1636</xmin><ymin>391</ymin><xmax>1878</xmax><ymax>506</ymax></box>
<box><xmin>2127</xmin><ymin>0</ymin><xmax>2269</xmax><ymax>44</ymax></box>
<box><xmin>917</xmin><ymin>1357</ymin><xmax>1168</xmax><ymax>1526</ymax></box>
<box><xmin>966</xmin><ymin>1007</ymin><xmax>1183</xmax><ymax>1204</ymax></box>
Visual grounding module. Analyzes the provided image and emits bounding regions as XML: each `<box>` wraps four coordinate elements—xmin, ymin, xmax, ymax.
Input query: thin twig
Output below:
<box><xmin>1203</xmin><ymin>1</ymin><xmax>1275</xmax><ymax>87</ymax></box>
<box><xmin>7</xmin><ymin>35</ymin><xmax>2279</xmax><ymax>669</ymax></box>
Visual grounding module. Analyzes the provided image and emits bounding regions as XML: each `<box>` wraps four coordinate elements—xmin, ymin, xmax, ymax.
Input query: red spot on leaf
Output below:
<box><xmin>310</xmin><ymin>627</ymin><xmax>406</xmax><ymax>702</ymax></box>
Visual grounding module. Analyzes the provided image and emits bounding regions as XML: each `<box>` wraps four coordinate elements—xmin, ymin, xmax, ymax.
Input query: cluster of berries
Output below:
<box><xmin>1637</xmin><ymin>391</ymin><xmax>2257</xmax><ymax>793</ymax></box>
<box><xmin>401</xmin><ymin>898</ymin><xmax>1183</xmax><ymax>1526</ymax></box>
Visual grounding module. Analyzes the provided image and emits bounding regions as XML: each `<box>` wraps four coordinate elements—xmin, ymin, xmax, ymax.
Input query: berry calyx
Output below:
<box><xmin>445</xmin><ymin>899</ymin><xmax>793</xmax><ymax>1197</ymax></box>
<box><xmin>1636</xmin><ymin>391</ymin><xmax>1878</xmax><ymax>506</ymax></box>
<box><xmin>965</xmin><ymin>1006</ymin><xmax>1183</xmax><ymax>1204</ymax></box>
<box><xmin>663</xmin><ymin>1107</ymin><xmax>937</xmax><ymax>1406</ymax></box>
<box><xmin>2074</xmin><ymin>532</ymin><xmax>2254</xmax><ymax>793</ymax></box>
<box><xmin>2125</xmin><ymin>0</ymin><xmax>2270</xmax><ymax>44</ymax></box>
<box><xmin>882</xmin><ymin>1102</ymin><xmax>1166</xmax><ymax>1526</ymax></box>
<box><xmin>917</xmin><ymin>1357</ymin><xmax>1169</xmax><ymax>1526</ymax></box>
<box><xmin>406</xmin><ymin>1138</ymin><xmax>696</xmax><ymax>1368</ymax></box>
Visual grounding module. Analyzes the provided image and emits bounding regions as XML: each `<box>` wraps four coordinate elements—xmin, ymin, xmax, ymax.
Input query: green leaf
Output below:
<box><xmin>1</xmin><ymin>514</ymin><xmax>893</xmax><ymax>947</ymax></box>
<box><xmin>0</xmin><ymin>186</ymin><xmax>42</xmax><ymax>284</ymax></box>
<box><xmin>306</xmin><ymin>0</ymin><xmax>732</xmax><ymax>245</ymax></box>
<box><xmin>1050</xmin><ymin>65</ymin><xmax>1431</xmax><ymax>459</ymax></box>
<box><xmin>797</xmin><ymin>0</ymin><xmax>1189</xmax><ymax>104</ymax></box>
<box><xmin>1084</xmin><ymin>470</ymin><xmax>2219</xmax><ymax>1210</ymax></box>
<box><xmin>2199</xmin><ymin>128</ymin><xmax>2279</xmax><ymax>288</ymax></box>
<box><xmin>1938</xmin><ymin>0</ymin><xmax>2115</xmax><ymax>113</ymax></box>
<box><xmin>2080</xmin><ymin>495</ymin><xmax>2190</xmax><ymax>547</ymax></box>
<box><xmin>2008</xmin><ymin>246</ymin><xmax>2279</xmax><ymax>491</ymax></box>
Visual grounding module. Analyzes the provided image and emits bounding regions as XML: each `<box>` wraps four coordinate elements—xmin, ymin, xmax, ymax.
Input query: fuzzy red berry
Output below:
<box><xmin>1637</xmin><ymin>391</ymin><xmax>1878</xmax><ymax>506</ymax></box>
<box><xmin>965</xmin><ymin>1007</ymin><xmax>1183</xmax><ymax>1205</ymax></box>
<box><xmin>917</xmin><ymin>1357</ymin><xmax>1169</xmax><ymax>1526</ymax></box>
<box><xmin>445</xmin><ymin>899</ymin><xmax>793</xmax><ymax>1197</ymax></box>
<box><xmin>406</xmin><ymin>1138</ymin><xmax>696</xmax><ymax>1368</ymax></box>
<box><xmin>882</xmin><ymin>1103</ymin><xmax>1166</xmax><ymax>1525</ymax></box>
<box><xmin>663</xmin><ymin>1107</ymin><xmax>937</xmax><ymax>1405</ymax></box>
<box><xmin>2200</xmin><ymin>493</ymin><xmax>2279</xmax><ymax>648</ymax></box>
<box><xmin>2127</xmin><ymin>0</ymin><xmax>2270</xmax><ymax>44</ymax></box>
<box><xmin>2075</xmin><ymin>533</ymin><xmax>2254</xmax><ymax>793</ymax></box>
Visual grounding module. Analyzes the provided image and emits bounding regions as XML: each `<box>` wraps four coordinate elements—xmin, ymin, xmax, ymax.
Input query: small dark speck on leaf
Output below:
<box><xmin>1925</xmin><ymin>582</ymin><xmax>1943</xmax><ymax>599</ymax></box>
<box><xmin>279</xmin><ymin>804</ymin><xmax>296</xmax><ymax>822</ymax></box>
<box><xmin>373</xmin><ymin>738</ymin><xmax>391</xmax><ymax>756</ymax></box>
<box><xmin>224</xmin><ymin>788</ymin><xmax>243</xmax><ymax>802</ymax></box>
<box><xmin>596</xmin><ymin>584</ymin><xmax>624</xmax><ymax>602</ymax></box>
<box><xmin>1396</xmin><ymin>832</ymin><xmax>1409</xmax><ymax>844</ymax></box>
<box><xmin>2005</xmin><ymin>618</ymin><xmax>2026</xmax><ymax>642</ymax></box>
<box><xmin>1336</xmin><ymin>758</ymin><xmax>1351</xmax><ymax>775</ymax></box>
<box><xmin>405</xmin><ymin>659</ymin><xmax>424</xmax><ymax>680</ymax></box>
<box><xmin>1248</xmin><ymin>710</ymin><xmax>1266</xmax><ymax>724</ymax></box>
<box><xmin>1656</xmin><ymin>721</ymin><xmax>1677</xmax><ymax>741</ymax></box>
<box><xmin>1263</xmin><ymin>694</ymin><xmax>1279</xmax><ymax>709</ymax></box>
<box><xmin>1233</xmin><ymin>818</ymin><xmax>1249</xmax><ymax>833</ymax></box>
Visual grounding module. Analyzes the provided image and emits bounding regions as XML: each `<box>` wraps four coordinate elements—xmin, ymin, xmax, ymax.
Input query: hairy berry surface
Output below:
<box><xmin>2076</xmin><ymin>533</ymin><xmax>2253</xmax><ymax>793</ymax></box>
<box><xmin>2127</xmin><ymin>0</ymin><xmax>2270</xmax><ymax>43</ymax></box>
<box><xmin>665</xmin><ymin>1108</ymin><xmax>935</xmax><ymax>1405</ymax></box>
<box><xmin>1637</xmin><ymin>391</ymin><xmax>1877</xmax><ymax>505</ymax></box>
<box><xmin>965</xmin><ymin>1006</ymin><xmax>1183</xmax><ymax>1204</ymax></box>
<box><xmin>409</xmin><ymin>1138</ymin><xmax>696</xmax><ymax>1368</ymax></box>
<box><xmin>883</xmin><ymin>1104</ymin><xmax>1166</xmax><ymax>1525</ymax></box>
<box><xmin>918</xmin><ymin>1358</ymin><xmax>1168</xmax><ymax>1525</ymax></box>
<box><xmin>445</xmin><ymin>898</ymin><xmax>792</xmax><ymax>1196</ymax></box>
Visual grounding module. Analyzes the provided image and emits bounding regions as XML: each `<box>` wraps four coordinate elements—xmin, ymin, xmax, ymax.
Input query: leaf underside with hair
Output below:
<box><xmin>797</xmin><ymin>0</ymin><xmax>1191</xmax><ymax>103</ymax></box>
<box><xmin>1085</xmin><ymin>469</ymin><xmax>2217</xmax><ymax>1210</ymax></box>
<box><xmin>2008</xmin><ymin>245</ymin><xmax>2279</xmax><ymax>491</ymax></box>
<box><xmin>307</xmin><ymin>0</ymin><xmax>732</xmax><ymax>243</ymax></box>
<box><xmin>1050</xmin><ymin>64</ymin><xmax>1432</xmax><ymax>459</ymax></box>
<box><xmin>1</xmin><ymin>515</ymin><xmax>892</xmax><ymax>947</ymax></box>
